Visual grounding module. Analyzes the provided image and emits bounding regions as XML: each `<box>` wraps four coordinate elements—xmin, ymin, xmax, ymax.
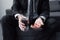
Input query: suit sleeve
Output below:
<box><xmin>39</xmin><ymin>0</ymin><xmax>50</xmax><ymax>22</ymax></box>
<box><xmin>11</xmin><ymin>0</ymin><xmax>22</xmax><ymax>16</ymax></box>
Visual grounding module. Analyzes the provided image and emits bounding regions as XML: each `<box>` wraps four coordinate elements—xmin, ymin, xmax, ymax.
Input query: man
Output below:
<box><xmin>1</xmin><ymin>0</ymin><xmax>56</xmax><ymax>40</ymax></box>
<box><xmin>12</xmin><ymin>0</ymin><xmax>49</xmax><ymax>31</ymax></box>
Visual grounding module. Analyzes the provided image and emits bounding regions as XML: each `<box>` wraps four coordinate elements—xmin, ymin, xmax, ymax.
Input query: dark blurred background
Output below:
<box><xmin>0</xmin><ymin>0</ymin><xmax>60</xmax><ymax>40</ymax></box>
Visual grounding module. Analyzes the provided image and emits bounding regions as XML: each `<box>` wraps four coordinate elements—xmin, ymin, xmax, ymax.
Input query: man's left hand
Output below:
<box><xmin>31</xmin><ymin>17</ymin><xmax>44</xmax><ymax>29</ymax></box>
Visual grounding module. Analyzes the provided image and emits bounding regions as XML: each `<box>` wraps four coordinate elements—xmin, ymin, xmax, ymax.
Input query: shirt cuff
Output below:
<box><xmin>14</xmin><ymin>14</ymin><xmax>21</xmax><ymax>19</ymax></box>
<box><xmin>39</xmin><ymin>16</ymin><xmax>46</xmax><ymax>22</ymax></box>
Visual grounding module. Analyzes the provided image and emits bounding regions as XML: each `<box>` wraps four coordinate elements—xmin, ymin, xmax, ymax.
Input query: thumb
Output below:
<box><xmin>40</xmin><ymin>19</ymin><xmax>44</xmax><ymax>25</ymax></box>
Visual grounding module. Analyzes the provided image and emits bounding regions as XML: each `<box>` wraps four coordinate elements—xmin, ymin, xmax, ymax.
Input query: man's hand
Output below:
<box><xmin>31</xmin><ymin>17</ymin><xmax>44</xmax><ymax>29</ymax></box>
<box><xmin>18</xmin><ymin>14</ymin><xmax>28</xmax><ymax>31</ymax></box>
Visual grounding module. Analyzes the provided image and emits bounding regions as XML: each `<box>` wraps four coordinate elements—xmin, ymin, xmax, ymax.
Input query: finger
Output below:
<box><xmin>19</xmin><ymin>21</ymin><xmax>26</xmax><ymax>26</ymax></box>
<box><xmin>19</xmin><ymin>21</ymin><xmax>25</xmax><ymax>25</ymax></box>
<box><xmin>34</xmin><ymin>24</ymin><xmax>39</xmax><ymax>28</ymax></box>
<box><xmin>39</xmin><ymin>19</ymin><xmax>44</xmax><ymax>25</ymax></box>
<box><xmin>40</xmin><ymin>20</ymin><xmax>44</xmax><ymax>25</ymax></box>
<box><xmin>20</xmin><ymin>23</ymin><xmax>25</xmax><ymax>26</ymax></box>
<box><xmin>20</xmin><ymin>25</ymin><xmax>26</xmax><ymax>29</ymax></box>
<box><xmin>34</xmin><ymin>23</ymin><xmax>42</xmax><ymax>28</ymax></box>
<box><xmin>31</xmin><ymin>24</ymin><xmax>39</xmax><ymax>29</ymax></box>
<box><xmin>19</xmin><ymin>25</ymin><xmax>26</xmax><ymax>31</ymax></box>
<box><xmin>30</xmin><ymin>25</ymin><xmax>35</xmax><ymax>28</ymax></box>
<box><xmin>19</xmin><ymin>22</ymin><xmax>25</xmax><ymax>27</ymax></box>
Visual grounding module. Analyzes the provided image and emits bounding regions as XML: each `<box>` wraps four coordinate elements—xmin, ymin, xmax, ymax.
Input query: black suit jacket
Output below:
<box><xmin>11</xmin><ymin>0</ymin><xmax>50</xmax><ymax>23</ymax></box>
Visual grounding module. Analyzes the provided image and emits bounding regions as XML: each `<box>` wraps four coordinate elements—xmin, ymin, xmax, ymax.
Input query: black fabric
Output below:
<box><xmin>1</xmin><ymin>15</ymin><xmax>57</xmax><ymax>40</ymax></box>
<box><xmin>1</xmin><ymin>15</ymin><xmax>18</xmax><ymax>40</ymax></box>
<box><xmin>49</xmin><ymin>1</ymin><xmax>60</xmax><ymax>12</ymax></box>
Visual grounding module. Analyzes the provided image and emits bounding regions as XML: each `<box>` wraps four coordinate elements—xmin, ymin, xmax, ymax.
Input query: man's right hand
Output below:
<box><xmin>18</xmin><ymin>14</ymin><xmax>28</xmax><ymax>31</ymax></box>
